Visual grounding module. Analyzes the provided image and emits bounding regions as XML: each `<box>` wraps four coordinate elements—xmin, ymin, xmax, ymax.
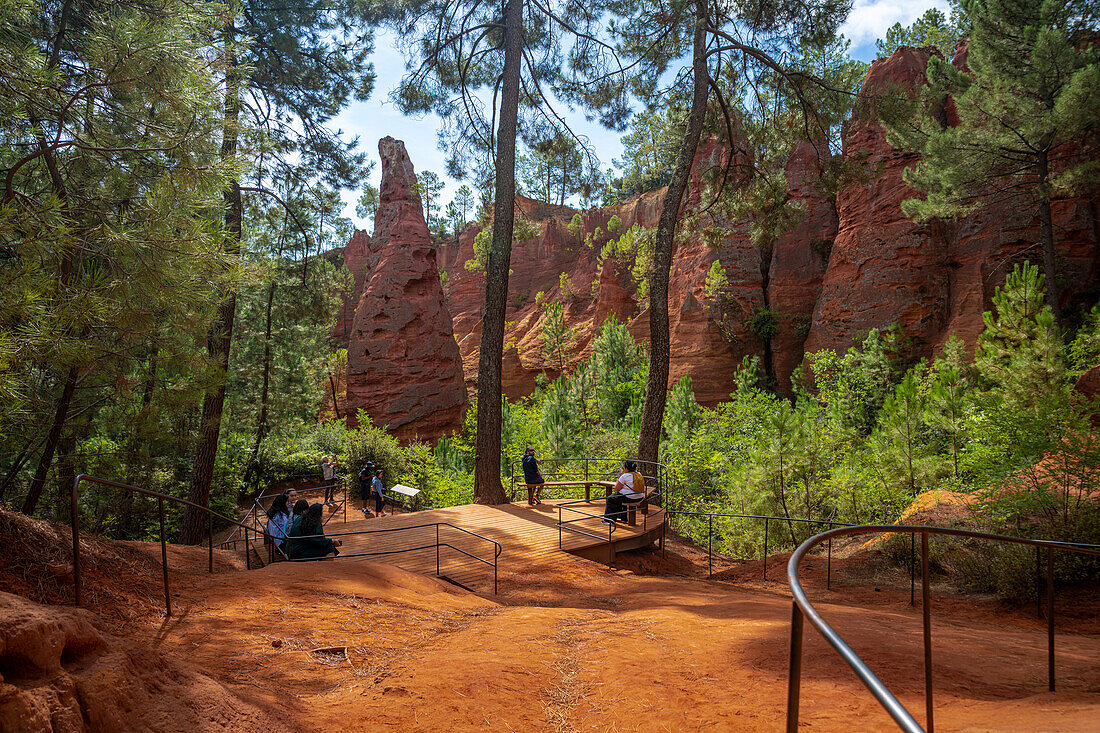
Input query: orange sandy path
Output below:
<box><xmin>134</xmin><ymin>543</ymin><xmax>1100</xmax><ymax>732</ymax></box>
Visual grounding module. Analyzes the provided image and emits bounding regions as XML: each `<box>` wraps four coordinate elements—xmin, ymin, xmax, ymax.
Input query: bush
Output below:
<box><xmin>342</xmin><ymin>412</ymin><xmax>407</xmax><ymax>487</ymax></box>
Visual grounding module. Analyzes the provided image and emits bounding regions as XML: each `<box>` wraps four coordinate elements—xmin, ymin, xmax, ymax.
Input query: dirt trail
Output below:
<box><xmin>2</xmin><ymin>507</ymin><xmax>1097</xmax><ymax>732</ymax></box>
<box><xmin>125</xmin><ymin>542</ymin><xmax>1099</xmax><ymax>732</ymax></box>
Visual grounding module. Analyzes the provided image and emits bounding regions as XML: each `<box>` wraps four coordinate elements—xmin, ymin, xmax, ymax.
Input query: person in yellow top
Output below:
<box><xmin>602</xmin><ymin>460</ymin><xmax>645</xmax><ymax>524</ymax></box>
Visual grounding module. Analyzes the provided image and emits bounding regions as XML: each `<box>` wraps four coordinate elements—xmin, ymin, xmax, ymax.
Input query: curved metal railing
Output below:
<box><xmin>785</xmin><ymin>524</ymin><xmax>1100</xmax><ymax>732</ymax></box>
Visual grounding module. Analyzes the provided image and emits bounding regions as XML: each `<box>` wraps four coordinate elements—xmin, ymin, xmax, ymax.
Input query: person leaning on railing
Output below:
<box><xmin>522</xmin><ymin>446</ymin><xmax>545</xmax><ymax>505</ymax></box>
<box><xmin>287</xmin><ymin>503</ymin><xmax>342</xmax><ymax>559</ymax></box>
<box><xmin>602</xmin><ymin>460</ymin><xmax>645</xmax><ymax>525</ymax></box>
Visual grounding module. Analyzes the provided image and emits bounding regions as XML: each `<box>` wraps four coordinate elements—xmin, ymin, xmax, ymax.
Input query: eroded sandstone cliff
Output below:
<box><xmin>344</xmin><ymin>137</ymin><xmax>466</xmax><ymax>440</ymax></box>
<box><xmin>333</xmin><ymin>47</ymin><xmax>1098</xmax><ymax>435</ymax></box>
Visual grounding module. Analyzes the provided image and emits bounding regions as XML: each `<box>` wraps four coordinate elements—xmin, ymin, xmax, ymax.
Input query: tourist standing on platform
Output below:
<box><xmin>321</xmin><ymin>455</ymin><xmax>339</xmax><ymax>502</ymax></box>
<box><xmin>603</xmin><ymin>460</ymin><xmax>645</xmax><ymax>524</ymax></box>
<box><xmin>371</xmin><ymin>469</ymin><xmax>387</xmax><ymax>517</ymax></box>
<box><xmin>522</xmin><ymin>446</ymin><xmax>544</xmax><ymax>505</ymax></box>
<box><xmin>358</xmin><ymin>461</ymin><xmax>375</xmax><ymax>502</ymax></box>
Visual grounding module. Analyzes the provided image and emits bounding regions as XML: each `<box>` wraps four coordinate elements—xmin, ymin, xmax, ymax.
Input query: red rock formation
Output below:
<box><xmin>345</xmin><ymin>138</ymin><xmax>465</xmax><ymax>441</ymax></box>
<box><xmin>768</xmin><ymin>142</ymin><xmax>837</xmax><ymax>390</ymax></box>
<box><xmin>806</xmin><ymin>46</ymin><xmax>1100</xmax><ymax>361</ymax></box>
<box><xmin>335</xmin><ymin>48</ymin><xmax>1098</xmax><ymax>420</ymax></box>
<box><xmin>333</xmin><ymin>229</ymin><xmax>372</xmax><ymax>342</ymax></box>
<box><xmin>804</xmin><ymin>47</ymin><xmax>949</xmax><ymax>358</ymax></box>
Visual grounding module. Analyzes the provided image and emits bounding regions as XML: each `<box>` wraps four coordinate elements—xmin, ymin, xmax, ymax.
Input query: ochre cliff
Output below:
<box><xmin>344</xmin><ymin>137</ymin><xmax>466</xmax><ymax>440</ymax></box>
<box><xmin>332</xmin><ymin>47</ymin><xmax>1099</xmax><ymax>427</ymax></box>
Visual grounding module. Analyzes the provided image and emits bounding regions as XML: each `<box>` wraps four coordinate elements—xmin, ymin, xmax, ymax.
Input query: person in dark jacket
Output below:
<box><xmin>358</xmin><ymin>461</ymin><xmax>375</xmax><ymax>501</ymax></box>
<box><xmin>288</xmin><ymin>503</ymin><xmax>341</xmax><ymax>559</ymax></box>
<box><xmin>521</xmin><ymin>446</ymin><xmax>544</xmax><ymax>504</ymax></box>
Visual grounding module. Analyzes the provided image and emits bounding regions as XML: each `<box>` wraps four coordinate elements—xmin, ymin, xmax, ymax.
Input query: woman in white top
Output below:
<box><xmin>603</xmin><ymin>460</ymin><xmax>645</xmax><ymax>524</ymax></box>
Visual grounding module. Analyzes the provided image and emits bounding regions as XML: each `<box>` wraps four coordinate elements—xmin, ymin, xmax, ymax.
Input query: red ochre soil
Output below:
<box><xmin>1</xmin><ymin>509</ymin><xmax>1098</xmax><ymax>732</ymax></box>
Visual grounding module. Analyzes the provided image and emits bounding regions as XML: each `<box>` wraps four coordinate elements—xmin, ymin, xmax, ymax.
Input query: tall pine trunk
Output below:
<box><xmin>473</xmin><ymin>0</ymin><xmax>523</xmax><ymax>505</ymax></box>
<box><xmin>243</xmin><ymin>281</ymin><xmax>276</xmax><ymax>491</ymax></box>
<box><xmin>637</xmin><ymin>1</ymin><xmax>708</xmax><ymax>468</ymax></box>
<box><xmin>1036</xmin><ymin>149</ymin><xmax>1061</xmax><ymax>321</ymax></box>
<box><xmin>21</xmin><ymin>367</ymin><xmax>78</xmax><ymax>514</ymax></box>
<box><xmin>182</xmin><ymin>17</ymin><xmax>241</xmax><ymax>543</ymax></box>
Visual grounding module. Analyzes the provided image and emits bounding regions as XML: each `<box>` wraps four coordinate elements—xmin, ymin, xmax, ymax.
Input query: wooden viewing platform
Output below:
<box><xmin>311</xmin><ymin>498</ymin><xmax>666</xmax><ymax>591</ymax></box>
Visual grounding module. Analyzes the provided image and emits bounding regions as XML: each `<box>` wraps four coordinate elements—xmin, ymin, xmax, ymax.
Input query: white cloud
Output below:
<box><xmin>841</xmin><ymin>0</ymin><xmax>952</xmax><ymax>48</ymax></box>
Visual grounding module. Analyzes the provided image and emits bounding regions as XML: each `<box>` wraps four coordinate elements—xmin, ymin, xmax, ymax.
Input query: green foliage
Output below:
<box><xmin>465</xmin><ymin>217</ymin><xmax>539</xmax><ymax>272</ymax></box>
<box><xmin>704</xmin><ymin>261</ymin><xmax>729</xmax><ymax>303</ymax></box>
<box><xmin>567</xmin><ymin>213</ymin><xmax>584</xmax><ymax>239</ymax></box>
<box><xmin>540</xmin><ymin>301</ymin><xmax>573</xmax><ymax>372</ymax></box>
<box><xmin>1068</xmin><ymin>306</ymin><xmax>1100</xmax><ymax>378</ymax></box>
<box><xmin>875</xmin><ymin>7</ymin><xmax>961</xmax><ymax>59</ymax></box>
<box><xmin>519</xmin><ymin>133</ymin><xmax>587</xmax><ymax>205</ymax></box>
<box><xmin>607</xmin><ymin>215</ymin><xmax>622</xmax><ymax>235</ymax></box>
<box><xmin>614</xmin><ymin>106</ymin><xmax>686</xmax><ymax>195</ymax></box>
<box><xmin>745</xmin><ymin>307</ymin><xmax>780</xmax><ymax>341</ymax></box>
<box><xmin>596</xmin><ymin>224</ymin><xmax>655</xmax><ymax>299</ymax></box>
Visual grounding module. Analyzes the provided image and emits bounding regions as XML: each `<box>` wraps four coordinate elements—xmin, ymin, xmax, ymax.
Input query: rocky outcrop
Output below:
<box><xmin>333</xmin><ymin>47</ymin><xmax>1098</xmax><ymax>417</ymax></box>
<box><xmin>333</xmin><ymin>229</ymin><xmax>372</xmax><ymax>342</ymax></box>
<box><xmin>806</xmin><ymin>46</ymin><xmax>1100</xmax><ymax>359</ymax></box>
<box><xmin>804</xmin><ymin>47</ymin><xmax>948</xmax><ymax>358</ymax></box>
<box><xmin>767</xmin><ymin>141</ymin><xmax>836</xmax><ymax>391</ymax></box>
<box><xmin>345</xmin><ymin>138</ymin><xmax>465</xmax><ymax>441</ymax></box>
<box><xmin>0</xmin><ymin>592</ymin><xmax>286</xmax><ymax>731</ymax></box>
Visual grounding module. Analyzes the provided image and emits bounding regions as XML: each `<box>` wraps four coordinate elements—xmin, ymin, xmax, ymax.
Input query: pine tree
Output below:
<box><xmin>884</xmin><ymin>0</ymin><xmax>1100</xmax><ymax>321</ymax></box>
<box><xmin>384</xmin><ymin>0</ymin><xmax>629</xmax><ymax>504</ymax></box>
<box><xmin>1</xmin><ymin>0</ymin><xmax>236</xmax><ymax>515</ymax></box>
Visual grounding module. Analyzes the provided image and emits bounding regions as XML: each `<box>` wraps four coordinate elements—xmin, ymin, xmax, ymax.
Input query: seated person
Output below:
<box><xmin>603</xmin><ymin>460</ymin><xmax>646</xmax><ymax>525</ymax></box>
<box><xmin>265</xmin><ymin>493</ymin><xmax>292</xmax><ymax>553</ymax></box>
<box><xmin>287</xmin><ymin>498</ymin><xmax>309</xmax><ymax>535</ymax></box>
<box><xmin>288</xmin><ymin>503</ymin><xmax>342</xmax><ymax>559</ymax></box>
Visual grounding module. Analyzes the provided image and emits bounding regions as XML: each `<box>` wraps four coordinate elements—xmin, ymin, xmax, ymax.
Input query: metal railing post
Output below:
<box><xmin>436</xmin><ymin>524</ymin><xmax>441</xmax><ymax>576</ymax></box>
<box><xmin>708</xmin><ymin>514</ymin><xmax>713</xmax><ymax>578</ymax></box>
<box><xmin>921</xmin><ymin>531</ymin><xmax>933</xmax><ymax>733</ymax></box>
<box><xmin>786</xmin><ymin>602</ymin><xmax>804</xmax><ymax>733</ymax></box>
<box><xmin>71</xmin><ymin>477</ymin><xmax>82</xmax><ymax>607</ymax></box>
<box><xmin>910</xmin><ymin>532</ymin><xmax>916</xmax><ymax>607</ymax></box>
<box><xmin>158</xmin><ymin>497</ymin><xmax>171</xmax><ymax>617</ymax></box>
<box><xmin>763</xmin><ymin>518</ymin><xmax>769</xmax><ymax>580</ymax></box>
<box><xmin>1036</xmin><ymin>545</ymin><xmax>1042</xmax><ymax>619</ymax></box>
<box><xmin>1047</xmin><ymin>547</ymin><xmax>1055</xmax><ymax>692</ymax></box>
<box><xmin>208</xmin><ymin>513</ymin><xmax>213</xmax><ymax>573</ymax></box>
<box><xmin>827</xmin><ymin>538</ymin><xmax>832</xmax><ymax>591</ymax></box>
<box><xmin>245</xmin><ymin>524</ymin><xmax>251</xmax><ymax>570</ymax></box>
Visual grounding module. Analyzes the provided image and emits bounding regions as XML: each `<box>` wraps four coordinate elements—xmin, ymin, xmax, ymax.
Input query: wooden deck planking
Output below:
<box><xmin>309</xmin><ymin>499</ymin><xmax>665</xmax><ymax>591</ymax></box>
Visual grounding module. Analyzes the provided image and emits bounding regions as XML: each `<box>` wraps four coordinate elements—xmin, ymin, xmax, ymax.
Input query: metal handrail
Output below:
<box><xmin>508</xmin><ymin>456</ymin><xmax>676</xmax><ymax>506</ymax></box>
<box><xmin>71</xmin><ymin>474</ymin><xmax>266</xmax><ymax>616</ymax></box>
<box><xmin>557</xmin><ymin>501</ymin><xmax>617</xmax><ymax>565</ymax></box>
<box><xmin>275</xmin><ymin>521</ymin><xmax>503</xmax><ymax>593</ymax></box>
<box><xmin>786</xmin><ymin>524</ymin><xmax>1100</xmax><ymax>732</ymax></box>
<box><xmin>665</xmin><ymin>509</ymin><xmax>854</xmax><ymax>579</ymax></box>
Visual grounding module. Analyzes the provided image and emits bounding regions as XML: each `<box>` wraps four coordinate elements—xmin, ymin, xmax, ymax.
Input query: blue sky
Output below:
<box><xmin>334</xmin><ymin>0</ymin><xmax>952</xmax><ymax>230</ymax></box>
